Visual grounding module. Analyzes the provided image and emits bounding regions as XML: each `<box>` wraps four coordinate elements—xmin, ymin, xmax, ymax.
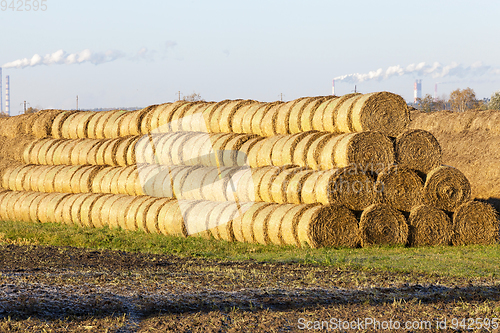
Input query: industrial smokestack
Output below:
<box><xmin>5</xmin><ymin>75</ymin><xmax>10</xmax><ymax>116</ymax></box>
<box><xmin>332</xmin><ymin>79</ymin><xmax>335</xmax><ymax>96</ymax></box>
<box><xmin>414</xmin><ymin>79</ymin><xmax>422</xmax><ymax>103</ymax></box>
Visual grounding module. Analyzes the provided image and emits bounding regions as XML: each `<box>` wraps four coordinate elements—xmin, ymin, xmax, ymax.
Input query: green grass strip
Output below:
<box><xmin>0</xmin><ymin>219</ymin><xmax>499</xmax><ymax>278</ymax></box>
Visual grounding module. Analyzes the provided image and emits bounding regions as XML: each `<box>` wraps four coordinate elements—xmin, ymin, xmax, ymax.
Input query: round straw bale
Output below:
<box><xmin>206</xmin><ymin>201</ymin><xmax>233</xmax><ymax>239</ymax></box>
<box><xmin>78</xmin><ymin>165</ymin><xmax>103</xmax><ymax>193</ymax></box>
<box><xmin>318</xmin><ymin>131</ymin><xmax>395</xmax><ymax>172</ymax></box>
<box><xmin>151</xmin><ymin>166</ymin><xmax>183</xmax><ymax>198</ymax></box>
<box><xmin>43</xmin><ymin>139</ymin><xmax>65</xmax><ymax>165</ymax></box>
<box><xmin>35</xmin><ymin>138</ymin><xmax>58</xmax><ymax>165</ymax></box>
<box><xmin>54</xmin><ymin>165</ymin><xmax>83</xmax><ymax>193</ymax></box>
<box><xmin>42</xmin><ymin>165</ymin><xmax>67</xmax><ymax>193</ymax></box>
<box><xmin>210</xmin><ymin>100</ymin><xmax>239</xmax><ymax>133</ymax></box>
<box><xmin>277</xmin><ymin>132</ymin><xmax>310</xmax><ymax>166</ymax></box>
<box><xmin>90</xmin><ymin>166</ymin><xmax>114</xmax><ymax>193</ymax></box>
<box><xmin>31</xmin><ymin>110</ymin><xmax>61</xmax><ymax>138</ymax></box>
<box><xmin>423</xmin><ymin>165</ymin><xmax>471</xmax><ymax>212</ymax></box>
<box><xmin>257</xmin><ymin>135</ymin><xmax>287</xmax><ymax>168</ymax></box>
<box><xmin>214</xmin><ymin>201</ymin><xmax>241</xmax><ymax>242</ymax></box>
<box><xmin>58</xmin><ymin>193</ymin><xmax>86</xmax><ymax>225</ymax></box>
<box><xmin>177</xmin><ymin>166</ymin><xmax>207</xmax><ymax>200</ymax></box>
<box><xmin>335</xmin><ymin>94</ymin><xmax>365</xmax><ymax>133</ymax></box>
<box><xmin>156</xmin><ymin>102</ymin><xmax>190</xmax><ymax>133</ymax></box>
<box><xmin>69</xmin><ymin>193</ymin><xmax>95</xmax><ymax>227</ymax></box>
<box><xmin>76</xmin><ymin>112</ymin><xmax>97</xmax><ymax>139</ymax></box>
<box><xmin>125</xmin><ymin>167</ymin><xmax>141</xmax><ymax>196</ymax></box>
<box><xmin>112</xmin><ymin>136</ymin><xmax>134</xmax><ymax>166</ymax></box>
<box><xmin>219</xmin><ymin>100</ymin><xmax>255</xmax><ymax>134</ymax></box>
<box><xmin>27</xmin><ymin>192</ymin><xmax>52</xmax><ymax>223</ymax></box>
<box><xmin>244</xmin><ymin>139</ymin><xmax>265</xmax><ymax>169</ymax></box>
<box><xmin>93</xmin><ymin>111</ymin><xmax>116</xmax><ymax>139</ymax></box>
<box><xmin>104</xmin><ymin>111</ymin><xmax>127</xmax><ymax>138</ymax></box>
<box><xmin>0</xmin><ymin>191</ymin><xmax>19</xmax><ymax>221</ymax></box>
<box><xmin>275</xmin><ymin>98</ymin><xmax>307</xmax><ymax>135</ymax></box>
<box><xmin>289</xmin><ymin>97</ymin><xmax>320</xmax><ymax>134</ymax></box>
<box><xmin>22</xmin><ymin>140</ymin><xmax>38</xmax><ymax>164</ymax></box>
<box><xmin>292</xmin><ymin>132</ymin><xmax>324</xmax><ymax>167</ymax></box>
<box><xmin>452</xmin><ymin>201</ymin><xmax>499</xmax><ymax>245</ymax></box>
<box><xmin>153</xmin><ymin>132</ymin><xmax>184</xmax><ymax>165</ymax></box>
<box><xmin>156</xmin><ymin>200</ymin><xmax>188</xmax><ymax>236</ymax></box>
<box><xmin>195</xmin><ymin>134</ymin><xmax>219</xmax><ymax>167</ymax></box>
<box><xmin>169</xmin><ymin>103</ymin><xmax>197</xmax><ymax>132</ymax></box>
<box><xmin>257</xmin><ymin>166</ymin><xmax>294</xmax><ymax>203</ymax></box>
<box><xmin>51</xmin><ymin>140</ymin><xmax>73</xmax><ymax>165</ymax></box>
<box><xmin>114</xmin><ymin>165</ymin><xmax>137</xmax><ymax>195</ymax></box>
<box><xmin>395</xmin><ymin>129</ymin><xmax>442</xmax><ymax>174</ymax></box>
<box><xmin>44</xmin><ymin>193</ymin><xmax>72</xmax><ymax>224</ymax></box>
<box><xmin>86</xmin><ymin>112</ymin><xmax>108</xmax><ymax>139</ymax></box>
<box><xmin>230</xmin><ymin>202</ymin><xmax>258</xmax><ymax>242</ymax></box>
<box><xmin>231</xmin><ymin>167</ymin><xmax>254</xmax><ymax>202</ymax></box>
<box><xmin>86</xmin><ymin>193</ymin><xmax>114</xmax><ymax>228</ymax></box>
<box><xmin>261</xmin><ymin>103</ymin><xmax>285</xmax><ymax>137</ymax></box>
<box><xmin>203</xmin><ymin>100</ymin><xmax>231</xmax><ymax>133</ymax></box>
<box><xmin>70</xmin><ymin>139</ymin><xmax>93</xmax><ymax>165</ymax></box>
<box><xmin>94</xmin><ymin>139</ymin><xmax>114</xmax><ymax>165</ymax></box>
<box><xmin>51</xmin><ymin>111</ymin><xmax>76</xmax><ymax>139</ymax></box>
<box><xmin>322</xmin><ymin>93</ymin><xmax>360</xmax><ymax>132</ymax></box>
<box><xmin>104</xmin><ymin>137</ymin><xmax>127</xmax><ymax>166</ymax></box>
<box><xmin>170</xmin><ymin>132</ymin><xmax>201</xmax><ymax>165</ymax></box>
<box><xmin>284</xmin><ymin>169</ymin><xmax>316</xmax><ymax>204</ymax></box>
<box><xmin>351</xmin><ymin>92</ymin><xmax>410</xmax><ymax>136</ymax></box>
<box><xmin>12</xmin><ymin>191</ymin><xmax>35</xmax><ymax>222</ymax></box>
<box><xmin>407</xmin><ymin>204</ymin><xmax>452</xmax><ymax>246</ymax></box>
<box><xmin>11</xmin><ymin>165</ymin><xmax>33</xmax><ymax>191</ymax></box>
<box><xmin>134</xmin><ymin>134</ymin><xmax>156</xmax><ymax>164</ymax></box>
<box><xmin>38</xmin><ymin>193</ymin><xmax>70</xmax><ymax>224</ymax></box>
<box><xmin>252</xmin><ymin>204</ymin><xmax>280</xmax><ymax>245</ymax></box>
<box><xmin>269</xmin><ymin>168</ymin><xmax>304</xmax><ymax>204</ymax></box>
<box><xmin>182</xmin><ymin>200</ymin><xmax>214</xmax><ymax>236</ymax></box>
<box><xmin>175</xmin><ymin>134</ymin><xmax>204</xmax><ymax>166</ymax></box>
<box><xmin>209</xmin><ymin>133</ymin><xmax>240</xmax><ymax>167</ymax></box>
<box><xmin>179</xmin><ymin>103</ymin><xmax>211</xmax><ymax>132</ymax></box>
<box><xmin>58</xmin><ymin>139</ymin><xmax>81</xmax><ymax>165</ymax></box>
<box><xmin>111</xmin><ymin>195</ymin><xmax>140</xmax><ymax>230</ymax></box>
<box><xmin>118</xmin><ymin>111</ymin><xmax>135</xmax><ymax>137</ymax></box>
<box><xmin>269</xmin><ymin>135</ymin><xmax>293</xmax><ymax>167</ymax></box>
<box><xmin>377</xmin><ymin>165</ymin><xmax>423</xmax><ymax>212</ymax></box>
<box><xmin>143</xmin><ymin>198</ymin><xmax>173</xmax><ymax>234</ymax></box>
<box><xmin>121</xmin><ymin>195</ymin><xmax>149</xmax><ymax>231</ymax></box>
<box><xmin>300</xmin><ymin>97</ymin><xmax>331</xmax><ymax>133</ymax></box>
<box><xmin>359</xmin><ymin>203</ymin><xmax>409</xmax><ymax>247</ymax></box>
<box><xmin>68</xmin><ymin>165</ymin><xmax>95</xmax><ymax>193</ymax></box>
<box><xmin>138</xmin><ymin>105</ymin><xmax>158</xmax><ymax>135</ymax></box>
<box><xmin>267</xmin><ymin>203</ymin><xmax>296</xmax><ymax>245</ymax></box>
<box><xmin>169</xmin><ymin>166</ymin><xmax>201</xmax><ymax>199</ymax></box>
<box><xmin>136</xmin><ymin>164</ymin><xmax>163</xmax><ymax>196</ymax></box>
<box><xmin>296</xmin><ymin>204</ymin><xmax>360</xmax><ymax>248</ymax></box>
<box><xmin>311</xmin><ymin>97</ymin><xmax>339</xmax><ymax>132</ymax></box>
<box><xmin>27</xmin><ymin>166</ymin><xmax>48</xmax><ymax>192</ymax></box>
<box><xmin>306</xmin><ymin>133</ymin><xmax>337</xmax><ymax>170</ymax></box>
<box><xmin>281</xmin><ymin>204</ymin><xmax>317</xmax><ymax>246</ymax></box>
<box><xmin>250</xmin><ymin>102</ymin><xmax>280</xmax><ymax>136</ymax></box>
<box><xmin>20</xmin><ymin>192</ymin><xmax>44</xmax><ymax>223</ymax></box>
<box><xmin>60</xmin><ymin>112</ymin><xmax>83</xmax><ymax>139</ymax></box>
<box><xmin>218</xmin><ymin>134</ymin><xmax>257</xmax><ymax>167</ymax></box>
<box><xmin>205</xmin><ymin>167</ymin><xmax>240</xmax><ymax>202</ymax></box>
<box><xmin>132</xmin><ymin>196</ymin><xmax>161</xmax><ymax>232</ymax></box>
<box><xmin>238</xmin><ymin>103</ymin><xmax>264</xmax><ymax>134</ymax></box>
<box><xmin>100</xmin><ymin>167</ymin><xmax>123</xmax><ymax>194</ymax></box>
<box><xmin>34</xmin><ymin>165</ymin><xmax>57</xmax><ymax>192</ymax></box>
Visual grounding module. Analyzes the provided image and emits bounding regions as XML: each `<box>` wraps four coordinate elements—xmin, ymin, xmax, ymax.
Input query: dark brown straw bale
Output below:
<box><xmin>395</xmin><ymin>129</ymin><xmax>442</xmax><ymax>174</ymax></box>
<box><xmin>349</xmin><ymin>92</ymin><xmax>410</xmax><ymax>137</ymax></box>
<box><xmin>297</xmin><ymin>204</ymin><xmax>360</xmax><ymax>248</ymax></box>
<box><xmin>317</xmin><ymin>166</ymin><xmax>377</xmax><ymax>211</ymax></box>
<box><xmin>32</xmin><ymin>110</ymin><xmax>63</xmax><ymax>138</ymax></box>
<box><xmin>423</xmin><ymin>165</ymin><xmax>471</xmax><ymax>212</ymax></box>
<box><xmin>452</xmin><ymin>200</ymin><xmax>499</xmax><ymax>245</ymax></box>
<box><xmin>407</xmin><ymin>204</ymin><xmax>452</xmax><ymax>246</ymax></box>
<box><xmin>377</xmin><ymin>165</ymin><xmax>424</xmax><ymax>212</ymax></box>
<box><xmin>359</xmin><ymin>203</ymin><xmax>408</xmax><ymax>247</ymax></box>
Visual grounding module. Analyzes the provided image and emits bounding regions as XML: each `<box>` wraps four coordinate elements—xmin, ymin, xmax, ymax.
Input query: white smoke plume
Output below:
<box><xmin>2</xmin><ymin>49</ymin><xmax>126</xmax><ymax>69</ymax></box>
<box><xmin>335</xmin><ymin>61</ymin><xmax>500</xmax><ymax>83</ymax></box>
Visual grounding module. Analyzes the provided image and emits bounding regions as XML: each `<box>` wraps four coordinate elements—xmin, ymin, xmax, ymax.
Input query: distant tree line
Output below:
<box><xmin>416</xmin><ymin>88</ymin><xmax>500</xmax><ymax>112</ymax></box>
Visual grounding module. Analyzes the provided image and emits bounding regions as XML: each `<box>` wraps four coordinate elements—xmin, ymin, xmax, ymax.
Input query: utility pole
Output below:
<box><xmin>279</xmin><ymin>93</ymin><xmax>284</xmax><ymax>102</ymax></box>
<box><xmin>178</xmin><ymin>91</ymin><xmax>181</xmax><ymax>101</ymax></box>
<box><xmin>76</xmin><ymin>95</ymin><xmax>79</xmax><ymax>110</ymax></box>
<box><xmin>20</xmin><ymin>101</ymin><xmax>29</xmax><ymax>113</ymax></box>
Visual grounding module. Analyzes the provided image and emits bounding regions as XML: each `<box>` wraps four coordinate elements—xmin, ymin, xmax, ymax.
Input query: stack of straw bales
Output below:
<box><xmin>0</xmin><ymin>93</ymin><xmax>497</xmax><ymax>248</ymax></box>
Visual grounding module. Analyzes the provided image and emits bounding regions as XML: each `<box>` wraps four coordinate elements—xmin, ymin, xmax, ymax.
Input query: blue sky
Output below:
<box><xmin>1</xmin><ymin>0</ymin><xmax>499</xmax><ymax>114</ymax></box>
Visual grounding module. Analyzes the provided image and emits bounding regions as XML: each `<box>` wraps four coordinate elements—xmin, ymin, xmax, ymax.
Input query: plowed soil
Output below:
<box><xmin>0</xmin><ymin>244</ymin><xmax>499</xmax><ymax>332</ymax></box>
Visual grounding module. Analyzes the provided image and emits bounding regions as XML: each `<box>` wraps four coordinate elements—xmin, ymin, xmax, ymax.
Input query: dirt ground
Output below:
<box><xmin>0</xmin><ymin>244</ymin><xmax>499</xmax><ymax>332</ymax></box>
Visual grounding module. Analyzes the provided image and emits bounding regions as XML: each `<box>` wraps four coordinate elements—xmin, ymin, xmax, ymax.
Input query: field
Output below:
<box><xmin>1</xmin><ymin>97</ymin><xmax>500</xmax><ymax>332</ymax></box>
<box><xmin>1</xmin><ymin>221</ymin><xmax>500</xmax><ymax>332</ymax></box>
